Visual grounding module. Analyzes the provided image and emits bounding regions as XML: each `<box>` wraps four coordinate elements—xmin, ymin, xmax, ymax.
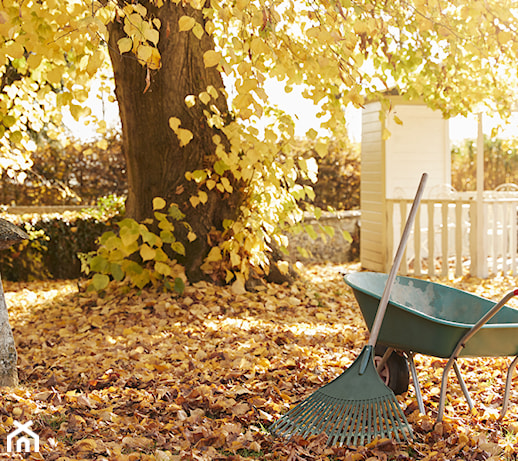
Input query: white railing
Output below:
<box><xmin>387</xmin><ymin>194</ymin><xmax>518</xmax><ymax>277</ymax></box>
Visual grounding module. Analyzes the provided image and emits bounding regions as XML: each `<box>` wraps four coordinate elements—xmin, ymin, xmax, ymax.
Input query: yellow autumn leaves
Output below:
<box><xmin>117</xmin><ymin>4</ymin><xmax>161</xmax><ymax>70</ymax></box>
<box><xmin>168</xmin><ymin>117</ymin><xmax>193</xmax><ymax>147</ymax></box>
<box><xmin>6</xmin><ymin>263</ymin><xmax>518</xmax><ymax>459</ymax></box>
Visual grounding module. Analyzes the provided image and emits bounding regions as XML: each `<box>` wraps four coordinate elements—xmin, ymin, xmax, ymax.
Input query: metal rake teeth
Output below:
<box><xmin>270</xmin><ymin>390</ymin><xmax>413</xmax><ymax>447</ymax></box>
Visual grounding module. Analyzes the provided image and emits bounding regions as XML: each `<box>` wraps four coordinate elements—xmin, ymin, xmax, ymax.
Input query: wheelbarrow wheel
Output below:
<box><xmin>374</xmin><ymin>345</ymin><xmax>410</xmax><ymax>395</ymax></box>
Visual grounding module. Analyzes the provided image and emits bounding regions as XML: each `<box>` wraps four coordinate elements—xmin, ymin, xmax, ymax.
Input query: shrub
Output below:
<box><xmin>80</xmin><ymin>198</ymin><xmax>187</xmax><ymax>293</ymax></box>
<box><xmin>451</xmin><ymin>136</ymin><xmax>518</xmax><ymax>191</ymax></box>
<box><xmin>295</xmin><ymin>138</ymin><xmax>361</xmax><ymax>211</ymax></box>
<box><xmin>0</xmin><ymin>132</ymin><xmax>126</xmax><ymax>206</ymax></box>
<box><xmin>0</xmin><ymin>197</ymin><xmax>122</xmax><ymax>281</ymax></box>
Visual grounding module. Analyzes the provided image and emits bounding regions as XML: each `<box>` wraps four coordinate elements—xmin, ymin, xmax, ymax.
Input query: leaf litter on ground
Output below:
<box><xmin>0</xmin><ymin>263</ymin><xmax>518</xmax><ymax>459</ymax></box>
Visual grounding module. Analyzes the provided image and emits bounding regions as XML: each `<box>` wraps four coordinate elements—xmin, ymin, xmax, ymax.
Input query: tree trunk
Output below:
<box><xmin>107</xmin><ymin>3</ymin><xmax>244</xmax><ymax>281</ymax></box>
<box><xmin>0</xmin><ymin>275</ymin><xmax>18</xmax><ymax>386</ymax></box>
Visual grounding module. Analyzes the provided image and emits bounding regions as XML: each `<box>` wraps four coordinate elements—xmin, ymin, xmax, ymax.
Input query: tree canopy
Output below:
<box><xmin>1</xmin><ymin>0</ymin><xmax>518</xmax><ymax>286</ymax></box>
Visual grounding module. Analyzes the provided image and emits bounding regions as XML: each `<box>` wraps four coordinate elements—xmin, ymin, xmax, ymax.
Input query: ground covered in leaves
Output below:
<box><xmin>1</xmin><ymin>263</ymin><xmax>518</xmax><ymax>460</ymax></box>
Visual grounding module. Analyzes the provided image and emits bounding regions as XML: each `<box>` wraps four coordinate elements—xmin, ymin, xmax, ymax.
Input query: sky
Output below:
<box><xmin>63</xmin><ymin>80</ymin><xmax>518</xmax><ymax>145</ymax></box>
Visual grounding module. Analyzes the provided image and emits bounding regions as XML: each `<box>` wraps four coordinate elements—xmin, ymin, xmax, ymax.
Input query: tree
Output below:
<box><xmin>0</xmin><ymin>218</ymin><xmax>29</xmax><ymax>386</ymax></box>
<box><xmin>105</xmin><ymin>2</ymin><xmax>246</xmax><ymax>280</ymax></box>
<box><xmin>1</xmin><ymin>0</ymin><xmax>518</xmax><ymax>284</ymax></box>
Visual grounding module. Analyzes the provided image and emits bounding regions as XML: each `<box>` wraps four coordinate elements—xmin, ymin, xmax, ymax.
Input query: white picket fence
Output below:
<box><xmin>387</xmin><ymin>193</ymin><xmax>518</xmax><ymax>277</ymax></box>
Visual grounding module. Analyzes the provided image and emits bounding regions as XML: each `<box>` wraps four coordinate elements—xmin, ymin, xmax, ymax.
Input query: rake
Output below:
<box><xmin>270</xmin><ymin>172</ymin><xmax>428</xmax><ymax>447</ymax></box>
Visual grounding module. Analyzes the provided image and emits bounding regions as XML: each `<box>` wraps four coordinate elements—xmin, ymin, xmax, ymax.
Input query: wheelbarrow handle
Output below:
<box><xmin>453</xmin><ymin>288</ymin><xmax>518</xmax><ymax>354</ymax></box>
<box><xmin>437</xmin><ymin>287</ymin><xmax>518</xmax><ymax>422</ymax></box>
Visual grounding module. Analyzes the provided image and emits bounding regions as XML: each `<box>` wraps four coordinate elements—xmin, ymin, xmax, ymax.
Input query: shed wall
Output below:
<box><xmin>385</xmin><ymin>105</ymin><xmax>450</xmax><ymax>198</ymax></box>
<box><xmin>360</xmin><ymin>102</ymin><xmax>385</xmax><ymax>272</ymax></box>
<box><xmin>360</xmin><ymin>100</ymin><xmax>451</xmax><ymax>273</ymax></box>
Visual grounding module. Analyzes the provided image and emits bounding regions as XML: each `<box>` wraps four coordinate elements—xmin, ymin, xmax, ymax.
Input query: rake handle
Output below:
<box><xmin>368</xmin><ymin>172</ymin><xmax>428</xmax><ymax>347</ymax></box>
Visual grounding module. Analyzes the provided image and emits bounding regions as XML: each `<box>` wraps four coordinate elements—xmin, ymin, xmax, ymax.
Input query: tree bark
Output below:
<box><xmin>107</xmin><ymin>3</ymin><xmax>244</xmax><ymax>281</ymax></box>
<box><xmin>0</xmin><ymin>275</ymin><xmax>18</xmax><ymax>386</ymax></box>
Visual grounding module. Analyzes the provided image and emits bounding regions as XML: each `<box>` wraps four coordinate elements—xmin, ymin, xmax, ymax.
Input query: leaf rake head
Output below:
<box><xmin>270</xmin><ymin>346</ymin><xmax>413</xmax><ymax>447</ymax></box>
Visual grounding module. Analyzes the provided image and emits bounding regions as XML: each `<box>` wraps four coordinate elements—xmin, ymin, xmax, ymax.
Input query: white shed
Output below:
<box><xmin>360</xmin><ymin>97</ymin><xmax>451</xmax><ymax>272</ymax></box>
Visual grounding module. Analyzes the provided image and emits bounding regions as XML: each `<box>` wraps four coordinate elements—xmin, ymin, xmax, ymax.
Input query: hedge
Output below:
<box><xmin>0</xmin><ymin>208</ymin><xmax>120</xmax><ymax>282</ymax></box>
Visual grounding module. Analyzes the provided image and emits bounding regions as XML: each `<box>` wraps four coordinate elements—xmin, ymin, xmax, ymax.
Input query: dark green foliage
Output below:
<box><xmin>36</xmin><ymin>215</ymin><xmax>117</xmax><ymax>280</ymax></box>
<box><xmin>0</xmin><ymin>200</ymin><xmax>121</xmax><ymax>281</ymax></box>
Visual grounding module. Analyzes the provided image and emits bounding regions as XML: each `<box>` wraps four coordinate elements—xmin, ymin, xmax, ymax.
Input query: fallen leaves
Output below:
<box><xmin>0</xmin><ymin>264</ymin><xmax>517</xmax><ymax>459</ymax></box>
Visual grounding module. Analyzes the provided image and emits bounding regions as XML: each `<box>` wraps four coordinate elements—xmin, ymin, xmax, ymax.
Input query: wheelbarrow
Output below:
<box><xmin>344</xmin><ymin>271</ymin><xmax>518</xmax><ymax>421</ymax></box>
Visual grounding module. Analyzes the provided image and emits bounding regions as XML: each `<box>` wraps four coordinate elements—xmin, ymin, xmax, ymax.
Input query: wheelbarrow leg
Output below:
<box><xmin>407</xmin><ymin>352</ymin><xmax>425</xmax><ymax>414</ymax></box>
<box><xmin>438</xmin><ymin>288</ymin><xmax>518</xmax><ymax>422</ymax></box>
<box><xmin>438</xmin><ymin>359</ymin><xmax>474</xmax><ymax>421</ymax></box>
<box><xmin>453</xmin><ymin>360</ymin><xmax>474</xmax><ymax>411</ymax></box>
<box><xmin>501</xmin><ymin>355</ymin><xmax>518</xmax><ymax>418</ymax></box>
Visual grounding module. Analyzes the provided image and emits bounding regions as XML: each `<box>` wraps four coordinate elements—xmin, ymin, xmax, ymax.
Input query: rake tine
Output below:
<box><xmin>387</xmin><ymin>398</ymin><xmax>401</xmax><ymax>440</ymax></box>
<box><xmin>382</xmin><ymin>400</ymin><xmax>400</xmax><ymax>442</ymax></box>
<box><xmin>310</xmin><ymin>395</ymin><xmax>342</xmax><ymax>436</ymax></box>
<box><xmin>283</xmin><ymin>394</ymin><xmax>328</xmax><ymax>438</ymax></box>
<box><xmin>358</xmin><ymin>400</ymin><xmax>370</xmax><ymax>446</ymax></box>
<box><xmin>365</xmin><ymin>399</ymin><xmax>374</xmax><ymax>445</ymax></box>
<box><xmin>329</xmin><ymin>401</ymin><xmax>353</xmax><ymax>447</ymax></box>
<box><xmin>327</xmin><ymin>400</ymin><xmax>350</xmax><ymax>446</ymax></box>
<box><xmin>391</xmin><ymin>398</ymin><xmax>407</xmax><ymax>440</ymax></box>
<box><xmin>328</xmin><ymin>399</ymin><xmax>350</xmax><ymax>440</ymax></box>
<box><xmin>346</xmin><ymin>400</ymin><xmax>362</xmax><ymax>446</ymax></box>
<box><xmin>345</xmin><ymin>401</ymin><xmax>363</xmax><ymax>447</ymax></box>
<box><xmin>373</xmin><ymin>399</ymin><xmax>383</xmax><ymax>440</ymax></box>
<box><xmin>390</xmin><ymin>396</ymin><xmax>412</xmax><ymax>440</ymax></box>
<box><xmin>385</xmin><ymin>398</ymin><xmax>400</xmax><ymax>441</ymax></box>
<box><xmin>298</xmin><ymin>394</ymin><xmax>332</xmax><ymax>437</ymax></box>
<box><xmin>275</xmin><ymin>394</ymin><xmax>322</xmax><ymax>436</ymax></box>
<box><xmin>305</xmin><ymin>395</ymin><xmax>340</xmax><ymax>438</ymax></box>
<box><xmin>306</xmin><ymin>395</ymin><xmax>334</xmax><ymax>437</ymax></box>
<box><xmin>387</xmin><ymin>397</ymin><xmax>406</xmax><ymax>441</ymax></box>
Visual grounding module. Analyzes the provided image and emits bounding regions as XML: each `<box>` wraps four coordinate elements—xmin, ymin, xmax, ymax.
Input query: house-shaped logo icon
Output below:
<box><xmin>6</xmin><ymin>420</ymin><xmax>39</xmax><ymax>453</ymax></box>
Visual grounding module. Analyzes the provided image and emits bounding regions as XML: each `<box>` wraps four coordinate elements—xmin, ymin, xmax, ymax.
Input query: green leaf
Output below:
<box><xmin>214</xmin><ymin>160</ymin><xmax>229</xmax><ymax>175</ymax></box>
<box><xmin>90</xmin><ymin>255</ymin><xmax>109</xmax><ymax>273</ymax></box>
<box><xmin>124</xmin><ymin>261</ymin><xmax>144</xmax><ymax>275</ymax></box>
<box><xmin>168</xmin><ymin>204</ymin><xmax>185</xmax><ymax>220</ymax></box>
<box><xmin>323</xmin><ymin>225</ymin><xmax>335</xmax><ymax>238</ymax></box>
<box><xmin>130</xmin><ymin>269</ymin><xmax>151</xmax><ymax>289</ymax></box>
<box><xmin>102</xmin><ymin>234</ymin><xmax>121</xmax><ymax>251</ymax></box>
<box><xmin>191</xmin><ymin>170</ymin><xmax>207</xmax><ymax>183</ymax></box>
<box><xmin>154</xmin><ymin>248</ymin><xmax>168</xmax><ymax>262</ymax></box>
<box><xmin>9</xmin><ymin>130</ymin><xmax>22</xmax><ymax>143</ymax></box>
<box><xmin>91</xmin><ymin>273</ymin><xmax>110</xmax><ymax>291</ymax></box>
<box><xmin>342</xmin><ymin>230</ymin><xmax>353</xmax><ymax>243</ymax></box>
<box><xmin>140</xmin><ymin>226</ymin><xmax>158</xmax><ymax>246</ymax></box>
<box><xmin>174</xmin><ymin>277</ymin><xmax>185</xmax><ymax>294</ymax></box>
<box><xmin>110</xmin><ymin>263</ymin><xmax>124</xmax><ymax>282</ymax></box>
<box><xmin>305</xmin><ymin>224</ymin><xmax>318</xmax><ymax>240</ymax></box>
<box><xmin>160</xmin><ymin>230</ymin><xmax>175</xmax><ymax>243</ymax></box>
<box><xmin>119</xmin><ymin>219</ymin><xmax>141</xmax><ymax>247</ymax></box>
<box><xmin>120</xmin><ymin>240</ymin><xmax>139</xmax><ymax>257</ymax></box>
<box><xmin>155</xmin><ymin>261</ymin><xmax>171</xmax><ymax>276</ymax></box>
<box><xmin>3</xmin><ymin>115</ymin><xmax>16</xmax><ymax>128</ymax></box>
<box><xmin>99</xmin><ymin>231</ymin><xmax>116</xmax><ymax>245</ymax></box>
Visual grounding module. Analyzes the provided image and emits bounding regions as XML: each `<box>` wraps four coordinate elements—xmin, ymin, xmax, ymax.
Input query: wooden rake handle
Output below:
<box><xmin>368</xmin><ymin>172</ymin><xmax>428</xmax><ymax>347</ymax></box>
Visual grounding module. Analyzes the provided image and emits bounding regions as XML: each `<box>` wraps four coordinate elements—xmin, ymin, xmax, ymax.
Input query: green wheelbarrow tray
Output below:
<box><xmin>344</xmin><ymin>272</ymin><xmax>518</xmax><ymax>421</ymax></box>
